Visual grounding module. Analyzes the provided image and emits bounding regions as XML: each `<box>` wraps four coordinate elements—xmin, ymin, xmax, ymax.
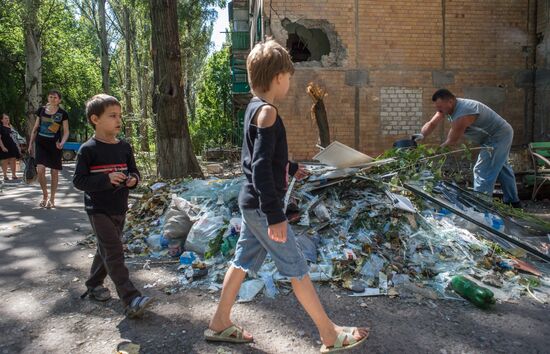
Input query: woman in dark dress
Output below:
<box><xmin>28</xmin><ymin>90</ymin><xmax>70</xmax><ymax>208</ymax></box>
<box><xmin>0</xmin><ymin>113</ymin><xmax>21</xmax><ymax>181</ymax></box>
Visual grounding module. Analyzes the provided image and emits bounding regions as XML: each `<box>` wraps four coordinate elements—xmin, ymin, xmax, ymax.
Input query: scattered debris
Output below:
<box><xmin>117</xmin><ymin>142</ymin><xmax>550</xmax><ymax>306</ymax></box>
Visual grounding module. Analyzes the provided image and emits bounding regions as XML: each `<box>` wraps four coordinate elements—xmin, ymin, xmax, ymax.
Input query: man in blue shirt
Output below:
<box><xmin>421</xmin><ymin>89</ymin><xmax>521</xmax><ymax>207</ymax></box>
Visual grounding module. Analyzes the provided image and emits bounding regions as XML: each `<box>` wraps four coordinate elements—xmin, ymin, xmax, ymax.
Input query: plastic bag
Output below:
<box><xmin>164</xmin><ymin>213</ymin><xmax>194</xmax><ymax>240</ymax></box>
<box><xmin>184</xmin><ymin>212</ymin><xmax>225</xmax><ymax>254</ymax></box>
<box><xmin>178</xmin><ymin>178</ymin><xmax>243</xmax><ymax>205</ymax></box>
<box><xmin>24</xmin><ymin>156</ymin><xmax>37</xmax><ymax>184</ymax></box>
<box><xmin>163</xmin><ymin>196</ymin><xmax>197</xmax><ymax>240</ymax></box>
<box><xmin>237</xmin><ymin>279</ymin><xmax>264</xmax><ymax>302</ymax></box>
<box><xmin>146</xmin><ymin>233</ymin><xmax>164</xmax><ymax>251</ymax></box>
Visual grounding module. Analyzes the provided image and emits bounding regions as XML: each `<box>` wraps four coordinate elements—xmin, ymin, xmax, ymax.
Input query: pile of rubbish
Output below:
<box><xmin>124</xmin><ymin>142</ymin><xmax>550</xmax><ymax>306</ymax></box>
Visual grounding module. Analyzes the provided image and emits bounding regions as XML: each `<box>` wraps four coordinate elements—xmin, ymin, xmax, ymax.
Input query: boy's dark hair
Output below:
<box><xmin>48</xmin><ymin>89</ymin><xmax>62</xmax><ymax>99</ymax></box>
<box><xmin>247</xmin><ymin>39</ymin><xmax>295</xmax><ymax>93</ymax></box>
<box><xmin>85</xmin><ymin>94</ymin><xmax>121</xmax><ymax>128</ymax></box>
<box><xmin>432</xmin><ymin>89</ymin><xmax>455</xmax><ymax>101</ymax></box>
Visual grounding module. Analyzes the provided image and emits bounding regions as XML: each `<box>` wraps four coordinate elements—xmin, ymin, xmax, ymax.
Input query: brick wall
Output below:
<box><xmin>264</xmin><ymin>0</ymin><xmax>538</xmax><ymax>159</ymax></box>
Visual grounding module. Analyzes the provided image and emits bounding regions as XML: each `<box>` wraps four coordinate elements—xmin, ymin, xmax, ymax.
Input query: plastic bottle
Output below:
<box><xmin>179</xmin><ymin>251</ymin><xmax>196</xmax><ymax>265</ymax></box>
<box><xmin>451</xmin><ymin>275</ymin><xmax>495</xmax><ymax>309</ymax></box>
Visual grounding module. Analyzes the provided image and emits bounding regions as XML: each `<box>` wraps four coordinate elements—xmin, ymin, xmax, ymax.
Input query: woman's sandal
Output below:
<box><xmin>46</xmin><ymin>199</ymin><xmax>55</xmax><ymax>209</ymax></box>
<box><xmin>204</xmin><ymin>325</ymin><xmax>253</xmax><ymax>344</ymax></box>
<box><xmin>320</xmin><ymin>327</ymin><xmax>369</xmax><ymax>353</ymax></box>
<box><xmin>39</xmin><ymin>199</ymin><xmax>48</xmax><ymax>208</ymax></box>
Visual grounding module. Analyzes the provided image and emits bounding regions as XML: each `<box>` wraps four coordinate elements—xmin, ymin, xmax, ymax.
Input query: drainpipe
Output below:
<box><xmin>354</xmin><ymin>0</ymin><xmax>360</xmax><ymax>150</ymax></box>
<box><xmin>526</xmin><ymin>0</ymin><xmax>537</xmax><ymax>142</ymax></box>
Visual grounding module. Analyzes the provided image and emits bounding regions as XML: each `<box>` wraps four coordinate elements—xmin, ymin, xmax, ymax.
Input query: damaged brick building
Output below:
<box><xmin>229</xmin><ymin>1</ymin><xmax>550</xmax><ymax>159</ymax></box>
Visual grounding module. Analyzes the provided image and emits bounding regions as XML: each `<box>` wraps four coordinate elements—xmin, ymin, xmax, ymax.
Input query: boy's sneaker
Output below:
<box><xmin>125</xmin><ymin>295</ymin><xmax>154</xmax><ymax>319</ymax></box>
<box><xmin>81</xmin><ymin>285</ymin><xmax>112</xmax><ymax>301</ymax></box>
<box><xmin>89</xmin><ymin>286</ymin><xmax>112</xmax><ymax>301</ymax></box>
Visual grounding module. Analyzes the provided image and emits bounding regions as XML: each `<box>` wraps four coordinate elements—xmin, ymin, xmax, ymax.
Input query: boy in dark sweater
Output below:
<box><xmin>73</xmin><ymin>94</ymin><xmax>153</xmax><ymax>318</ymax></box>
<box><xmin>205</xmin><ymin>40</ymin><xmax>369</xmax><ymax>353</ymax></box>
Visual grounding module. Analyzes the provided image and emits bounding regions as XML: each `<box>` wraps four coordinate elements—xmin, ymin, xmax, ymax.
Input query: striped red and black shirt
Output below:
<box><xmin>73</xmin><ymin>137</ymin><xmax>140</xmax><ymax>215</ymax></box>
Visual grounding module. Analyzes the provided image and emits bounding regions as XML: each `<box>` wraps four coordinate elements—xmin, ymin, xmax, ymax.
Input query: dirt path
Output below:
<box><xmin>0</xmin><ymin>165</ymin><xmax>549</xmax><ymax>353</ymax></box>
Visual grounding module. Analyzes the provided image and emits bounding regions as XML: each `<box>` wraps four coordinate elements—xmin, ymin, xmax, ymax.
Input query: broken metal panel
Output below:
<box><xmin>404</xmin><ymin>182</ymin><xmax>550</xmax><ymax>263</ymax></box>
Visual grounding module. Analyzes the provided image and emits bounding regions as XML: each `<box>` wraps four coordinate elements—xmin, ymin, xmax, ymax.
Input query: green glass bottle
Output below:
<box><xmin>451</xmin><ymin>275</ymin><xmax>495</xmax><ymax>309</ymax></box>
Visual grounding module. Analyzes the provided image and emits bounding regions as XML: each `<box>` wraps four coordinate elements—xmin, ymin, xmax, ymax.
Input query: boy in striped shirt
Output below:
<box><xmin>73</xmin><ymin>94</ymin><xmax>153</xmax><ymax>318</ymax></box>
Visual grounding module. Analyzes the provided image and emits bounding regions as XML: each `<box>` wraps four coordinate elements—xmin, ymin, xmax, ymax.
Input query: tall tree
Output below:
<box><xmin>72</xmin><ymin>0</ymin><xmax>112</xmax><ymax>93</ymax></box>
<box><xmin>149</xmin><ymin>0</ymin><xmax>202</xmax><ymax>178</ymax></box>
<box><xmin>0</xmin><ymin>1</ymin><xmax>26</xmax><ymax>133</ymax></box>
<box><xmin>121</xmin><ymin>3</ymin><xmax>133</xmax><ymax>136</ymax></box>
<box><xmin>178</xmin><ymin>0</ymin><xmax>224</xmax><ymax>123</ymax></box>
<box><xmin>98</xmin><ymin>0</ymin><xmax>110</xmax><ymax>92</ymax></box>
<box><xmin>23</xmin><ymin>0</ymin><xmax>42</xmax><ymax>136</ymax></box>
<box><xmin>128</xmin><ymin>0</ymin><xmax>151</xmax><ymax>151</ymax></box>
<box><xmin>191</xmin><ymin>46</ymin><xmax>232</xmax><ymax>154</ymax></box>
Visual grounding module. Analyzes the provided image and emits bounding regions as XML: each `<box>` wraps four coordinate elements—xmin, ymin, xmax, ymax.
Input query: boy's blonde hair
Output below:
<box><xmin>246</xmin><ymin>40</ymin><xmax>294</xmax><ymax>93</ymax></box>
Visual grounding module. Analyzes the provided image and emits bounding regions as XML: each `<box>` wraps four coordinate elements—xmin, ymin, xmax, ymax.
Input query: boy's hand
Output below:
<box><xmin>294</xmin><ymin>164</ymin><xmax>309</xmax><ymax>181</ymax></box>
<box><xmin>126</xmin><ymin>176</ymin><xmax>137</xmax><ymax>187</ymax></box>
<box><xmin>56</xmin><ymin>141</ymin><xmax>64</xmax><ymax>150</ymax></box>
<box><xmin>0</xmin><ymin>146</ymin><xmax>7</xmax><ymax>152</ymax></box>
<box><xmin>268</xmin><ymin>220</ymin><xmax>288</xmax><ymax>243</ymax></box>
<box><xmin>108</xmin><ymin>172</ymin><xmax>127</xmax><ymax>185</ymax></box>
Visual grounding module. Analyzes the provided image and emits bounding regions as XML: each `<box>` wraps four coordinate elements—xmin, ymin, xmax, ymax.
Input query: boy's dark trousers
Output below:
<box><xmin>85</xmin><ymin>213</ymin><xmax>140</xmax><ymax>305</ymax></box>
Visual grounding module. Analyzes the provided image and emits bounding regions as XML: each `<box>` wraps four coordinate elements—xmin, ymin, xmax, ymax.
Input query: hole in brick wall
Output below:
<box><xmin>277</xmin><ymin>18</ymin><xmax>347</xmax><ymax>67</ymax></box>
<box><xmin>284</xmin><ymin>22</ymin><xmax>331</xmax><ymax>62</ymax></box>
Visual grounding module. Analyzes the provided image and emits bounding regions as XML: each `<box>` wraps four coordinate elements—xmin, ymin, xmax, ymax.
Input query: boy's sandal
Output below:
<box><xmin>204</xmin><ymin>325</ymin><xmax>253</xmax><ymax>344</ymax></box>
<box><xmin>125</xmin><ymin>295</ymin><xmax>154</xmax><ymax>319</ymax></box>
<box><xmin>320</xmin><ymin>328</ymin><xmax>369</xmax><ymax>353</ymax></box>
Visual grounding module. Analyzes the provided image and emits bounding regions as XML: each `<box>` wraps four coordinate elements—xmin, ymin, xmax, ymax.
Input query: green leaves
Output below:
<box><xmin>190</xmin><ymin>46</ymin><xmax>232</xmax><ymax>154</ymax></box>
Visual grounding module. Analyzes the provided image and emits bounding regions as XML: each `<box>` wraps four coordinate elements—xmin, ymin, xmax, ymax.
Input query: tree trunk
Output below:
<box><xmin>98</xmin><ymin>0</ymin><xmax>110</xmax><ymax>93</ymax></box>
<box><xmin>24</xmin><ymin>0</ymin><xmax>42</xmax><ymax>139</ymax></box>
<box><xmin>149</xmin><ymin>0</ymin><xmax>202</xmax><ymax>178</ymax></box>
<box><xmin>131</xmin><ymin>11</ymin><xmax>149</xmax><ymax>151</ymax></box>
<box><xmin>123</xmin><ymin>5</ymin><xmax>133</xmax><ymax>137</ymax></box>
<box><xmin>139</xmin><ymin>70</ymin><xmax>150</xmax><ymax>152</ymax></box>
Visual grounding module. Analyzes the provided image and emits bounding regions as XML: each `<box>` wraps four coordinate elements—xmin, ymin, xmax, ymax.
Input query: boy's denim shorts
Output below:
<box><xmin>232</xmin><ymin>208</ymin><xmax>309</xmax><ymax>279</ymax></box>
